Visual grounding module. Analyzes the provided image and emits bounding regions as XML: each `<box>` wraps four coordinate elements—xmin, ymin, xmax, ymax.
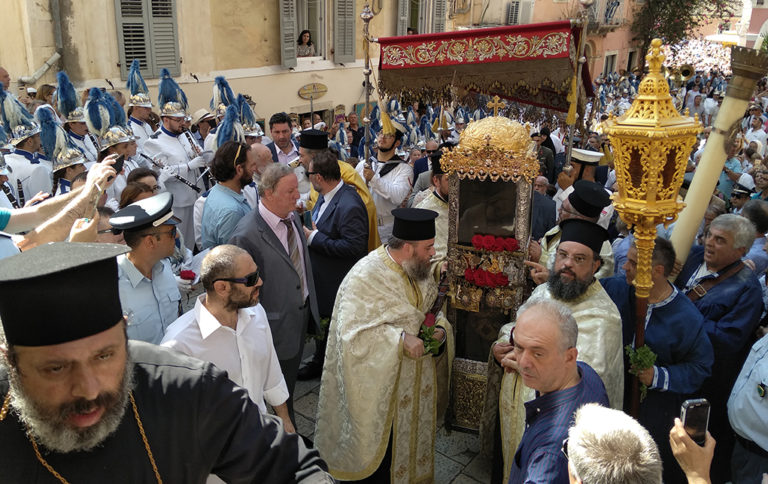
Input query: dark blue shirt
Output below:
<box><xmin>508</xmin><ymin>362</ymin><xmax>609</xmax><ymax>484</ymax></box>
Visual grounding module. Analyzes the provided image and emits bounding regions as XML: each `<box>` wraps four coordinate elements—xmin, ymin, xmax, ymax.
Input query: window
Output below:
<box><xmin>603</xmin><ymin>53</ymin><xmax>617</xmax><ymax>77</ymax></box>
<box><xmin>280</xmin><ymin>0</ymin><xmax>356</xmax><ymax>68</ymax></box>
<box><xmin>114</xmin><ymin>0</ymin><xmax>179</xmax><ymax>79</ymax></box>
<box><xmin>396</xmin><ymin>0</ymin><xmax>447</xmax><ymax>35</ymax></box>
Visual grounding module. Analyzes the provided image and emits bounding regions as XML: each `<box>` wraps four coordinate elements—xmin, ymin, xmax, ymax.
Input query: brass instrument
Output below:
<box><xmin>680</xmin><ymin>64</ymin><xmax>694</xmax><ymax>81</ymax></box>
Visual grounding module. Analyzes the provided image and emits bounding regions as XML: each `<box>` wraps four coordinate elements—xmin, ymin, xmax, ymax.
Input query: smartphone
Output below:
<box><xmin>302</xmin><ymin>211</ymin><xmax>313</xmax><ymax>230</ymax></box>
<box><xmin>681</xmin><ymin>398</ymin><xmax>710</xmax><ymax>446</ymax></box>
<box><xmin>106</xmin><ymin>155</ymin><xmax>125</xmax><ymax>182</ymax></box>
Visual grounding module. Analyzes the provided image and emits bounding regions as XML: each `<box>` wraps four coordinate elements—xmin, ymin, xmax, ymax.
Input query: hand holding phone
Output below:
<box><xmin>680</xmin><ymin>398</ymin><xmax>710</xmax><ymax>446</ymax></box>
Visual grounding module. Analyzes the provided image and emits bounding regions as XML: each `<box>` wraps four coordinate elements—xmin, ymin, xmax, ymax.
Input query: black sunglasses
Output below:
<box><xmin>214</xmin><ymin>270</ymin><xmax>261</xmax><ymax>287</ymax></box>
<box><xmin>426</xmin><ymin>149</ymin><xmax>437</xmax><ymax>154</ymax></box>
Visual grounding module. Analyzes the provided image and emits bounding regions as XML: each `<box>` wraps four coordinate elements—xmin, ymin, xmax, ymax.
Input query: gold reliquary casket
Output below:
<box><xmin>442</xmin><ymin>116</ymin><xmax>538</xmax><ymax>431</ymax></box>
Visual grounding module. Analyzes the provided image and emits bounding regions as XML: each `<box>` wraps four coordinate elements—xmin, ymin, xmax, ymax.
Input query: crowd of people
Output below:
<box><xmin>0</xmin><ymin>36</ymin><xmax>766</xmax><ymax>483</ymax></box>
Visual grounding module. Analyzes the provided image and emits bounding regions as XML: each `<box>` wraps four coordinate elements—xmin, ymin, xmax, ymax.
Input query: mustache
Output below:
<box><xmin>59</xmin><ymin>391</ymin><xmax>122</xmax><ymax>420</ymax></box>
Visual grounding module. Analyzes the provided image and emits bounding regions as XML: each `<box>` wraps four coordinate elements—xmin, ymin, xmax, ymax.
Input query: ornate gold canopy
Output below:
<box><xmin>442</xmin><ymin>116</ymin><xmax>539</xmax><ymax>183</ymax></box>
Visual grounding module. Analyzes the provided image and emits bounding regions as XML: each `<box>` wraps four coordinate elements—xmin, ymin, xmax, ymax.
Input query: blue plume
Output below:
<box><xmin>104</xmin><ymin>92</ymin><xmax>126</xmax><ymax>127</ymax></box>
<box><xmin>211</xmin><ymin>76</ymin><xmax>236</xmax><ymax>111</ymax></box>
<box><xmin>369</xmin><ymin>104</ymin><xmax>381</xmax><ymax>133</ymax></box>
<box><xmin>426</xmin><ymin>104</ymin><xmax>435</xmax><ymax>121</ymax></box>
<box><xmin>328</xmin><ymin>140</ymin><xmax>348</xmax><ymax>161</ymax></box>
<box><xmin>0</xmin><ymin>123</ymin><xmax>7</xmax><ymax>145</ymax></box>
<box><xmin>419</xmin><ymin>115</ymin><xmax>434</xmax><ymax>140</ymax></box>
<box><xmin>335</xmin><ymin>121</ymin><xmax>348</xmax><ymax>145</ymax></box>
<box><xmin>126</xmin><ymin>59</ymin><xmax>148</xmax><ymax>95</ymax></box>
<box><xmin>56</xmin><ymin>71</ymin><xmax>80</xmax><ymax>119</ymax></box>
<box><xmin>215</xmin><ymin>104</ymin><xmax>244</xmax><ymax>149</ymax></box>
<box><xmin>36</xmin><ymin>106</ymin><xmax>67</xmax><ymax>159</ymax></box>
<box><xmin>236</xmin><ymin>94</ymin><xmax>256</xmax><ymax>126</ymax></box>
<box><xmin>84</xmin><ymin>88</ymin><xmax>112</xmax><ymax>137</ymax></box>
<box><xmin>386</xmin><ymin>98</ymin><xmax>401</xmax><ymax>117</ymax></box>
<box><xmin>0</xmin><ymin>83</ymin><xmax>34</xmax><ymax>130</ymax></box>
<box><xmin>456</xmin><ymin>107</ymin><xmax>467</xmax><ymax>123</ymax></box>
<box><xmin>406</xmin><ymin>106</ymin><xmax>418</xmax><ymax>127</ymax></box>
<box><xmin>158</xmin><ymin>68</ymin><xmax>188</xmax><ymax>110</ymax></box>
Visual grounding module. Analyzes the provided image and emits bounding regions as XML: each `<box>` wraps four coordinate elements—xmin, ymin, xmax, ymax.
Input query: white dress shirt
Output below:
<box><xmin>161</xmin><ymin>295</ymin><xmax>289</xmax><ymax>414</ymax></box>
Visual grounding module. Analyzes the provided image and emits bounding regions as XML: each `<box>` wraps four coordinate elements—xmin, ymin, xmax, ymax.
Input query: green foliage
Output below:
<box><xmin>630</xmin><ymin>0</ymin><xmax>740</xmax><ymax>57</ymax></box>
<box><xmin>625</xmin><ymin>344</ymin><xmax>657</xmax><ymax>401</ymax></box>
<box><xmin>421</xmin><ymin>325</ymin><xmax>442</xmax><ymax>355</ymax></box>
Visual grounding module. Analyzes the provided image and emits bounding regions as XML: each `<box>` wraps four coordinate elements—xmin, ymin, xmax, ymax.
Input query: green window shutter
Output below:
<box><xmin>115</xmin><ymin>0</ymin><xmax>150</xmax><ymax>80</ymax></box>
<box><xmin>148</xmin><ymin>0</ymin><xmax>180</xmax><ymax>77</ymax></box>
<box><xmin>432</xmin><ymin>0</ymin><xmax>447</xmax><ymax>33</ymax></box>
<box><xmin>334</xmin><ymin>0</ymin><xmax>356</xmax><ymax>64</ymax></box>
<box><xmin>396</xmin><ymin>0</ymin><xmax>409</xmax><ymax>36</ymax></box>
<box><xmin>280</xmin><ymin>0</ymin><xmax>297</xmax><ymax>69</ymax></box>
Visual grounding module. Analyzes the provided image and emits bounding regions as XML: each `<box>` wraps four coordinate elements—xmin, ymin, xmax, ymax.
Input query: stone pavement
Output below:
<box><xmin>293</xmin><ymin>342</ymin><xmax>493</xmax><ymax>484</ymax></box>
<box><xmin>181</xmin><ymin>293</ymin><xmax>492</xmax><ymax>483</ymax></box>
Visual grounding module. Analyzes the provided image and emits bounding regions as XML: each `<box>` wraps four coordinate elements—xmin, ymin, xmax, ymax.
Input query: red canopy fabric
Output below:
<box><xmin>378</xmin><ymin>21</ymin><xmax>593</xmax><ymax>112</ymax></box>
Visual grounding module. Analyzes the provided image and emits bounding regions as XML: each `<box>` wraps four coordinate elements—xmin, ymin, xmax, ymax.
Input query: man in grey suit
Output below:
<box><xmin>229</xmin><ymin>163</ymin><xmax>320</xmax><ymax>424</ymax></box>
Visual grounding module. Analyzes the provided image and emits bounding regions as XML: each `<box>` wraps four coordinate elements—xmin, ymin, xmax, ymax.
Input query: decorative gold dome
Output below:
<box><xmin>442</xmin><ymin>116</ymin><xmax>538</xmax><ymax>183</ymax></box>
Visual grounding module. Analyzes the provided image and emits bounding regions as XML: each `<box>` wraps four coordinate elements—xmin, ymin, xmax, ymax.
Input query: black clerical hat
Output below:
<box><xmin>431</xmin><ymin>153</ymin><xmax>445</xmax><ymax>176</ymax></box>
<box><xmin>559</xmin><ymin>219</ymin><xmax>609</xmax><ymax>254</ymax></box>
<box><xmin>0</xmin><ymin>242</ymin><xmax>128</xmax><ymax>346</ymax></box>
<box><xmin>568</xmin><ymin>180</ymin><xmax>611</xmax><ymax>218</ymax></box>
<box><xmin>109</xmin><ymin>192</ymin><xmax>180</xmax><ymax>232</ymax></box>
<box><xmin>299</xmin><ymin>129</ymin><xmax>328</xmax><ymax>150</ymax></box>
<box><xmin>391</xmin><ymin>208</ymin><xmax>438</xmax><ymax>241</ymax></box>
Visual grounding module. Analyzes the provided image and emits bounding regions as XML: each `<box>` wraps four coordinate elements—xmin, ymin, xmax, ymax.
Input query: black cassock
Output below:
<box><xmin>0</xmin><ymin>341</ymin><xmax>332</xmax><ymax>483</ymax></box>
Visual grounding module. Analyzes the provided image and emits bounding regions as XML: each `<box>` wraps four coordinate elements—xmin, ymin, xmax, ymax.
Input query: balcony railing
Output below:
<box><xmin>587</xmin><ymin>0</ymin><xmax>623</xmax><ymax>32</ymax></box>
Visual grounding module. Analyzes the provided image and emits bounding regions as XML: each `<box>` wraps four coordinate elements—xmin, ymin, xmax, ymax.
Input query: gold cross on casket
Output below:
<box><xmin>486</xmin><ymin>96</ymin><xmax>505</xmax><ymax>116</ymax></box>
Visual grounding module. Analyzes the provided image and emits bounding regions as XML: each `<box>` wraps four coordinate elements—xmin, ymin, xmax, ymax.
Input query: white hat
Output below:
<box><xmin>571</xmin><ymin>148</ymin><xmax>603</xmax><ymax>165</ymax></box>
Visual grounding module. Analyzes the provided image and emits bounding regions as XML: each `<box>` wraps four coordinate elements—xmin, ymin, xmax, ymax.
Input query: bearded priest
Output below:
<box><xmin>315</xmin><ymin>208</ymin><xmax>450</xmax><ymax>482</ymax></box>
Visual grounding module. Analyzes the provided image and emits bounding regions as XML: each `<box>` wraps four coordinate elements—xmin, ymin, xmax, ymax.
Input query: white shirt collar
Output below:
<box><xmin>193</xmin><ymin>294</ymin><xmax>257</xmax><ymax>339</ymax></box>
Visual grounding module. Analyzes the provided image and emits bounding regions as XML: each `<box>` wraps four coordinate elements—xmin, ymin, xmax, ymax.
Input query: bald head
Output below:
<box><xmin>250</xmin><ymin>143</ymin><xmax>274</xmax><ymax>177</ymax></box>
<box><xmin>0</xmin><ymin>68</ymin><xmax>10</xmax><ymax>90</ymax></box>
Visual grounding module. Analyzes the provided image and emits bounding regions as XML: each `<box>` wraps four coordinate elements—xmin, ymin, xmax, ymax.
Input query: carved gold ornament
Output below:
<box><xmin>603</xmin><ymin>38</ymin><xmax>701</xmax><ymax>297</ymax></box>
<box><xmin>442</xmin><ymin>116</ymin><xmax>539</xmax><ymax>183</ymax></box>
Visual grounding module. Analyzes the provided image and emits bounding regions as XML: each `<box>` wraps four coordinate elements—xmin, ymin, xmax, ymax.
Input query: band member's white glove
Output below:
<box><xmin>157</xmin><ymin>165</ymin><xmax>175</xmax><ymax>184</ymax></box>
<box><xmin>186</xmin><ymin>155</ymin><xmax>208</xmax><ymax>171</ymax></box>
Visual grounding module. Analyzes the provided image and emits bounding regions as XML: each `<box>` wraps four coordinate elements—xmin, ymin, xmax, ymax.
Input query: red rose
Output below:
<box><xmin>479</xmin><ymin>270</ymin><xmax>493</xmax><ymax>287</ymax></box>
<box><xmin>507</xmin><ymin>238</ymin><xmax>519</xmax><ymax>252</ymax></box>
<box><xmin>180</xmin><ymin>270</ymin><xmax>196</xmax><ymax>281</ymax></box>
<box><xmin>464</xmin><ymin>267</ymin><xmax>475</xmax><ymax>283</ymax></box>
<box><xmin>482</xmin><ymin>235</ymin><xmax>496</xmax><ymax>250</ymax></box>
<box><xmin>491</xmin><ymin>237</ymin><xmax>505</xmax><ymax>252</ymax></box>
<box><xmin>494</xmin><ymin>272</ymin><xmax>509</xmax><ymax>286</ymax></box>
<box><xmin>423</xmin><ymin>313</ymin><xmax>436</xmax><ymax>327</ymax></box>
<box><xmin>471</xmin><ymin>235</ymin><xmax>484</xmax><ymax>250</ymax></box>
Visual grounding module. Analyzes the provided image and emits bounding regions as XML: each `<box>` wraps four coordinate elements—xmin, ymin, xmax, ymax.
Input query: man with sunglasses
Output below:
<box><xmin>111</xmin><ymin>192</ymin><xmax>182</xmax><ymax>344</ymax></box>
<box><xmin>162</xmin><ymin>245</ymin><xmax>294</xmax><ymax>438</ymax></box>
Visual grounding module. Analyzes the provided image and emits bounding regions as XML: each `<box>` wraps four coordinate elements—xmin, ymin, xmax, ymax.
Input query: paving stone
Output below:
<box><xmin>434</xmin><ymin>427</ymin><xmax>481</xmax><ymax>465</ymax></box>
<box><xmin>450</xmin><ymin>474</ymin><xmax>485</xmax><ymax>484</ymax></box>
<box><xmin>294</xmin><ymin>391</ymin><xmax>319</xmax><ymax>421</ymax></box>
<box><xmin>462</xmin><ymin>452</ymin><xmax>492</xmax><ymax>483</ymax></box>
<box><xmin>294</xmin><ymin>378</ymin><xmax>321</xmax><ymax>400</ymax></box>
<box><xmin>294</xmin><ymin>412</ymin><xmax>315</xmax><ymax>438</ymax></box>
<box><xmin>434</xmin><ymin>451</ymin><xmax>464</xmax><ymax>483</ymax></box>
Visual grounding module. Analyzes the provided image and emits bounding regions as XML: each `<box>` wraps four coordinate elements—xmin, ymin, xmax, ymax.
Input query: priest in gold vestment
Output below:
<box><xmin>415</xmin><ymin>155</ymin><xmax>449</xmax><ymax>261</ymax></box>
<box><xmin>482</xmin><ymin>219</ymin><xmax>624</xmax><ymax>481</ymax></box>
<box><xmin>315</xmin><ymin>208</ymin><xmax>449</xmax><ymax>482</ymax></box>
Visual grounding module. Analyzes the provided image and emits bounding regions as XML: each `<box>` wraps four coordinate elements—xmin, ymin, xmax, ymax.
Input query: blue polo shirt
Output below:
<box><xmin>508</xmin><ymin>361</ymin><xmax>609</xmax><ymax>484</ymax></box>
<box><xmin>0</xmin><ymin>208</ymin><xmax>9</xmax><ymax>231</ymax></box>
<box><xmin>200</xmin><ymin>183</ymin><xmax>252</xmax><ymax>250</ymax></box>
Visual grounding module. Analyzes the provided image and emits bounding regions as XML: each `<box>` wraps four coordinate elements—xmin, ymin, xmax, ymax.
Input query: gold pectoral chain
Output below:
<box><xmin>0</xmin><ymin>392</ymin><xmax>162</xmax><ymax>484</ymax></box>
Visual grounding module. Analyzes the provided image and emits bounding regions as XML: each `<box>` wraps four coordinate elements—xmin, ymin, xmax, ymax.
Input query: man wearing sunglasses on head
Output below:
<box><xmin>110</xmin><ymin>192</ymin><xmax>183</xmax><ymax>344</ymax></box>
<box><xmin>162</xmin><ymin>245</ymin><xmax>294</xmax><ymax>442</ymax></box>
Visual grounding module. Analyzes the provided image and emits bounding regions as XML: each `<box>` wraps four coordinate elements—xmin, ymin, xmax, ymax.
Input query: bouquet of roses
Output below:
<box><xmin>419</xmin><ymin>314</ymin><xmax>442</xmax><ymax>356</ymax></box>
<box><xmin>464</xmin><ymin>267</ymin><xmax>509</xmax><ymax>288</ymax></box>
<box><xmin>471</xmin><ymin>234</ymin><xmax>520</xmax><ymax>253</ymax></box>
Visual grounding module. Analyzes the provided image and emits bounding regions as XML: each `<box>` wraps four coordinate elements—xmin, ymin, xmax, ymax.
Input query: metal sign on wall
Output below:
<box><xmin>298</xmin><ymin>83</ymin><xmax>328</xmax><ymax>100</ymax></box>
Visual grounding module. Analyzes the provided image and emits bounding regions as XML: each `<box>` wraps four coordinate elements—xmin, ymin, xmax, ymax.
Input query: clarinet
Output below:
<box><xmin>16</xmin><ymin>180</ymin><xmax>26</xmax><ymax>207</ymax></box>
<box><xmin>2</xmin><ymin>183</ymin><xmax>20</xmax><ymax>209</ymax></box>
<box><xmin>143</xmin><ymin>154</ymin><xmax>201</xmax><ymax>193</ymax></box>
<box><xmin>183</xmin><ymin>129</ymin><xmax>204</xmax><ymax>156</ymax></box>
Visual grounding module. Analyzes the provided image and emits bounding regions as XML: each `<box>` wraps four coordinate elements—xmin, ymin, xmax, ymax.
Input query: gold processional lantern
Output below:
<box><xmin>603</xmin><ymin>38</ymin><xmax>701</xmax><ymax>416</ymax></box>
<box><xmin>603</xmin><ymin>39</ymin><xmax>701</xmax><ymax>299</ymax></box>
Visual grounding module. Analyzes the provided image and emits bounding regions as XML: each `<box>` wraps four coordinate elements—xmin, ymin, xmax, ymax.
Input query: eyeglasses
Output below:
<box><xmin>426</xmin><ymin>150</ymin><xmax>437</xmax><ymax>154</ymax></box>
<box><xmin>555</xmin><ymin>249</ymin><xmax>593</xmax><ymax>266</ymax></box>
<box><xmin>214</xmin><ymin>269</ymin><xmax>261</xmax><ymax>287</ymax></box>
<box><xmin>306</xmin><ymin>171</ymin><xmax>319</xmax><ymax>176</ymax></box>
<box><xmin>97</xmin><ymin>227</ymin><xmax>121</xmax><ymax>235</ymax></box>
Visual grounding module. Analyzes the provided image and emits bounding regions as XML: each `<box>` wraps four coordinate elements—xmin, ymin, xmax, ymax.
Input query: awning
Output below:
<box><xmin>378</xmin><ymin>21</ymin><xmax>593</xmax><ymax>112</ymax></box>
<box><xmin>704</xmin><ymin>33</ymin><xmax>740</xmax><ymax>46</ymax></box>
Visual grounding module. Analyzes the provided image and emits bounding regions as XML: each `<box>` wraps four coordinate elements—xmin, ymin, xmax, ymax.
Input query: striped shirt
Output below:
<box><xmin>508</xmin><ymin>362</ymin><xmax>609</xmax><ymax>483</ymax></box>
